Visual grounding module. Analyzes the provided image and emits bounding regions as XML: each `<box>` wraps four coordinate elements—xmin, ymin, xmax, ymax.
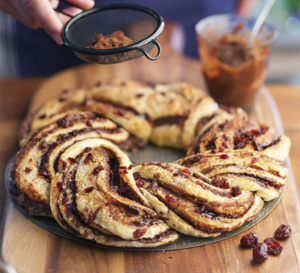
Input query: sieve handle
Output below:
<box><xmin>137</xmin><ymin>39</ymin><xmax>161</xmax><ymax>61</ymax></box>
<box><xmin>54</xmin><ymin>0</ymin><xmax>83</xmax><ymax>18</ymax></box>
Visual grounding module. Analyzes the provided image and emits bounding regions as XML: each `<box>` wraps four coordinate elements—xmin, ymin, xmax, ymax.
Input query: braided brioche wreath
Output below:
<box><xmin>11</xmin><ymin>79</ymin><xmax>291</xmax><ymax>248</ymax></box>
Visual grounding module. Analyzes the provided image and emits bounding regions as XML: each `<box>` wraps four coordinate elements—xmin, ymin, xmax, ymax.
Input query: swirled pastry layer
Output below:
<box><xmin>133</xmin><ymin>163</ymin><xmax>263</xmax><ymax>236</ymax></box>
<box><xmin>177</xmin><ymin>150</ymin><xmax>287</xmax><ymax>201</ymax></box>
<box><xmin>188</xmin><ymin>108</ymin><xmax>291</xmax><ymax>161</ymax></box>
<box><xmin>50</xmin><ymin>139</ymin><xmax>178</xmax><ymax>247</ymax></box>
<box><xmin>12</xmin><ymin>112</ymin><xmax>136</xmax><ymax>216</ymax></box>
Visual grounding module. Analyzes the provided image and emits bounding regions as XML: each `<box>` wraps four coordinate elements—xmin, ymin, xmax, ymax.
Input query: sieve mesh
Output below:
<box><xmin>62</xmin><ymin>4</ymin><xmax>164</xmax><ymax>64</ymax></box>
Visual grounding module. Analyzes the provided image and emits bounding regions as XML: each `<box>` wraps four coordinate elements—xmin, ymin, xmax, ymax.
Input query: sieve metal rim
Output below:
<box><xmin>61</xmin><ymin>3</ymin><xmax>165</xmax><ymax>56</ymax></box>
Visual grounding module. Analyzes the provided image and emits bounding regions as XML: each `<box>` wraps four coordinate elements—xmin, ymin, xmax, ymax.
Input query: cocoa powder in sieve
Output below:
<box><xmin>87</xmin><ymin>30</ymin><xmax>133</xmax><ymax>50</ymax></box>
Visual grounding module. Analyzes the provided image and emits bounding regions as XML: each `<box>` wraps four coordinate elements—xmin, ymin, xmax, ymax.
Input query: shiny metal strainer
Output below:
<box><xmin>60</xmin><ymin>3</ymin><xmax>164</xmax><ymax>64</ymax></box>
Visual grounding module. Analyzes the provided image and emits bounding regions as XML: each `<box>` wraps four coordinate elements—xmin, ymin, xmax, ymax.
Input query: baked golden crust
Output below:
<box><xmin>18</xmin><ymin>89</ymin><xmax>89</xmax><ymax>145</ymax></box>
<box><xmin>12</xmin><ymin>79</ymin><xmax>291</xmax><ymax>248</ymax></box>
<box><xmin>19</xmin><ymin>80</ymin><xmax>290</xmax><ymax>160</ymax></box>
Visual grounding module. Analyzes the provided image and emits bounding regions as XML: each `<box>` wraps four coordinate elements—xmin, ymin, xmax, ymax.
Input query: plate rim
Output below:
<box><xmin>5</xmin><ymin>149</ymin><xmax>284</xmax><ymax>252</ymax></box>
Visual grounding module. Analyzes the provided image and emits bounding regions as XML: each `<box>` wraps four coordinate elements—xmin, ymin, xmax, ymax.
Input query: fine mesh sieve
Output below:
<box><xmin>59</xmin><ymin>3</ymin><xmax>164</xmax><ymax>64</ymax></box>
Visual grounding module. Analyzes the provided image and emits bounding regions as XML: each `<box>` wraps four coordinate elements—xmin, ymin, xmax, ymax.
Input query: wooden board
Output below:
<box><xmin>2</xmin><ymin>24</ymin><xmax>300</xmax><ymax>273</ymax></box>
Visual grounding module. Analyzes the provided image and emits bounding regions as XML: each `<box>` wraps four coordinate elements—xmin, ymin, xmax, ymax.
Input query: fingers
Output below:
<box><xmin>55</xmin><ymin>7</ymin><xmax>83</xmax><ymax>26</ymax></box>
<box><xmin>0</xmin><ymin>0</ymin><xmax>40</xmax><ymax>28</ymax></box>
<box><xmin>23</xmin><ymin>0</ymin><xmax>64</xmax><ymax>44</ymax></box>
<box><xmin>0</xmin><ymin>0</ymin><xmax>95</xmax><ymax>44</ymax></box>
<box><xmin>67</xmin><ymin>0</ymin><xmax>95</xmax><ymax>10</ymax></box>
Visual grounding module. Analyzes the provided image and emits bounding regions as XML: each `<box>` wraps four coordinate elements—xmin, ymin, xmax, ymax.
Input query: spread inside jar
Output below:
<box><xmin>197</xmin><ymin>20</ymin><xmax>274</xmax><ymax>110</ymax></box>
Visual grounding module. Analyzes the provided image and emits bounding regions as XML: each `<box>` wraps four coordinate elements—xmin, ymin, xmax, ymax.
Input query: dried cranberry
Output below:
<box><xmin>57</xmin><ymin>116</ymin><xmax>74</xmax><ymax>128</ymax></box>
<box><xmin>93</xmin><ymin>166</ymin><xmax>104</xmax><ymax>175</ymax></box>
<box><xmin>86</xmin><ymin>120</ymin><xmax>93</xmax><ymax>127</ymax></box>
<box><xmin>25</xmin><ymin>167</ymin><xmax>32</xmax><ymax>173</ymax></box>
<box><xmin>218</xmin><ymin>146</ymin><xmax>225</xmax><ymax>152</ymax></box>
<box><xmin>240</xmin><ymin>232</ymin><xmax>258</xmax><ymax>248</ymax></box>
<box><xmin>263</xmin><ymin>238</ymin><xmax>283</xmax><ymax>255</ymax></box>
<box><xmin>253</xmin><ymin>243</ymin><xmax>268</xmax><ymax>263</ymax></box>
<box><xmin>62</xmin><ymin>196</ymin><xmax>69</xmax><ymax>205</ymax></box>
<box><xmin>133</xmin><ymin>173</ymin><xmax>142</xmax><ymax>180</ymax></box>
<box><xmin>39</xmin><ymin>140</ymin><xmax>52</xmax><ymax>151</ymax></box>
<box><xmin>235</xmin><ymin>133</ymin><xmax>244</xmax><ymax>142</ymax></box>
<box><xmin>116</xmin><ymin>109</ymin><xmax>126</xmax><ymax>116</ymax></box>
<box><xmin>133</xmin><ymin>228</ymin><xmax>147</xmax><ymax>239</ymax></box>
<box><xmin>119</xmin><ymin>169</ymin><xmax>128</xmax><ymax>174</ymax></box>
<box><xmin>68</xmin><ymin>157</ymin><xmax>77</xmax><ymax>164</ymax></box>
<box><xmin>154</xmin><ymin>173</ymin><xmax>161</xmax><ymax>179</ymax></box>
<box><xmin>136</xmin><ymin>180</ymin><xmax>144</xmax><ymax>187</ymax></box>
<box><xmin>117</xmin><ymin>186</ymin><xmax>129</xmax><ymax>194</ymax></box>
<box><xmin>141</xmin><ymin>162</ymin><xmax>146</xmax><ymax>167</ymax></box>
<box><xmin>165</xmin><ymin>195</ymin><xmax>176</xmax><ymax>203</ymax></box>
<box><xmin>84</xmin><ymin>147</ymin><xmax>92</xmax><ymax>153</ymax></box>
<box><xmin>211</xmin><ymin>176</ymin><xmax>229</xmax><ymax>189</ymax></box>
<box><xmin>59</xmin><ymin>159</ymin><xmax>67</xmax><ymax>170</ymax></box>
<box><xmin>251</xmin><ymin>129</ymin><xmax>260</xmax><ymax>136</ymax></box>
<box><xmin>88</xmin><ymin>210</ymin><xmax>98</xmax><ymax>222</ymax></box>
<box><xmin>231</xmin><ymin>186</ymin><xmax>242</xmax><ymax>197</ymax></box>
<box><xmin>251</xmin><ymin>157</ymin><xmax>260</xmax><ymax>164</ymax></box>
<box><xmin>274</xmin><ymin>224</ymin><xmax>291</xmax><ymax>240</ymax></box>
<box><xmin>84</xmin><ymin>153</ymin><xmax>93</xmax><ymax>164</ymax></box>
<box><xmin>220</xmin><ymin>154</ymin><xmax>229</xmax><ymax>159</ymax></box>
<box><xmin>84</xmin><ymin>187</ymin><xmax>94</xmax><ymax>193</ymax></box>
<box><xmin>56</xmin><ymin>182</ymin><xmax>63</xmax><ymax>191</ymax></box>
<box><xmin>183</xmin><ymin>168</ymin><xmax>190</xmax><ymax>174</ymax></box>
<box><xmin>211</xmin><ymin>149</ymin><xmax>217</xmax><ymax>154</ymax></box>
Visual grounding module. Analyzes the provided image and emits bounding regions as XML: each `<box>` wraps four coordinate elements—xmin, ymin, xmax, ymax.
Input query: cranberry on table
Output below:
<box><xmin>253</xmin><ymin>243</ymin><xmax>268</xmax><ymax>263</ymax></box>
<box><xmin>263</xmin><ymin>238</ymin><xmax>283</xmax><ymax>255</ymax></box>
<box><xmin>240</xmin><ymin>232</ymin><xmax>258</xmax><ymax>248</ymax></box>
<box><xmin>274</xmin><ymin>224</ymin><xmax>292</xmax><ymax>240</ymax></box>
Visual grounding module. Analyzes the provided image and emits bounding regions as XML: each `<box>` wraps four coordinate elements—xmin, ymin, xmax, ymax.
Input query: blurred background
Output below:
<box><xmin>0</xmin><ymin>0</ymin><xmax>299</xmax><ymax>84</ymax></box>
<box><xmin>253</xmin><ymin>0</ymin><xmax>300</xmax><ymax>84</ymax></box>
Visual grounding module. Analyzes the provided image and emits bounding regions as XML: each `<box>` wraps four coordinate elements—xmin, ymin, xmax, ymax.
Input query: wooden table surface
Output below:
<box><xmin>0</xmin><ymin>23</ymin><xmax>300</xmax><ymax>273</ymax></box>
